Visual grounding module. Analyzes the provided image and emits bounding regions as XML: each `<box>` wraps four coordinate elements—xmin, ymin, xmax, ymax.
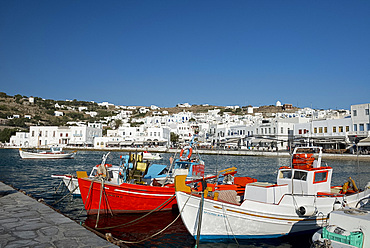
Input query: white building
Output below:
<box><xmin>54</xmin><ymin>111</ymin><xmax>63</xmax><ymax>116</ymax></box>
<box><xmin>351</xmin><ymin>103</ymin><xmax>370</xmax><ymax>139</ymax></box>
<box><xmin>9</xmin><ymin>125</ymin><xmax>102</xmax><ymax>148</ymax></box>
<box><xmin>294</xmin><ymin>117</ymin><xmax>352</xmax><ymax>149</ymax></box>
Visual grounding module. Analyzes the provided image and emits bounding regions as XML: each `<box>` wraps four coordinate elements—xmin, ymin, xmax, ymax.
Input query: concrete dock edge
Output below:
<box><xmin>0</xmin><ymin>181</ymin><xmax>119</xmax><ymax>248</ymax></box>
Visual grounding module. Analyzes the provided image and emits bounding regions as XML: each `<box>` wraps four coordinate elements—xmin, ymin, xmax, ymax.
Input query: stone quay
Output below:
<box><xmin>0</xmin><ymin>181</ymin><xmax>118</xmax><ymax>248</ymax></box>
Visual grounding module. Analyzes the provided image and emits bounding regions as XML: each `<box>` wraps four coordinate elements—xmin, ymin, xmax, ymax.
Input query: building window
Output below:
<box><xmin>339</xmin><ymin>126</ymin><xmax>343</xmax><ymax>132</ymax></box>
<box><xmin>367</xmin><ymin>124</ymin><xmax>370</xmax><ymax>131</ymax></box>
<box><xmin>324</xmin><ymin>127</ymin><xmax>327</xmax><ymax>133</ymax></box>
<box><xmin>299</xmin><ymin>129</ymin><xmax>302</xmax><ymax>134</ymax></box>
<box><xmin>45</xmin><ymin>131</ymin><xmax>48</xmax><ymax>137</ymax></box>
<box><xmin>346</xmin><ymin>126</ymin><xmax>349</xmax><ymax>132</ymax></box>
<box><xmin>32</xmin><ymin>131</ymin><xmax>35</xmax><ymax>137</ymax></box>
<box><xmin>360</xmin><ymin>124</ymin><xmax>364</xmax><ymax>131</ymax></box>
<box><xmin>365</xmin><ymin>109</ymin><xmax>369</xmax><ymax>115</ymax></box>
<box><xmin>319</xmin><ymin>127</ymin><xmax>323</xmax><ymax>133</ymax></box>
<box><xmin>281</xmin><ymin>127</ymin><xmax>284</xmax><ymax>134</ymax></box>
<box><xmin>314</xmin><ymin>128</ymin><xmax>317</xmax><ymax>133</ymax></box>
<box><xmin>354</xmin><ymin>124</ymin><xmax>357</xmax><ymax>131</ymax></box>
<box><xmin>53</xmin><ymin>131</ymin><xmax>55</xmax><ymax>137</ymax></box>
<box><xmin>353</xmin><ymin>110</ymin><xmax>357</xmax><ymax>116</ymax></box>
<box><xmin>333</xmin><ymin>126</ymin><xmax>336</xmax><ymax>133</ymax></box>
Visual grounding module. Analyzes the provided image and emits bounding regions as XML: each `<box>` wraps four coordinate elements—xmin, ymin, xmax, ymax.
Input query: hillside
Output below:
<box><xmin>0</xmin><ymin>92</ymin><xmax>298</xmax><ymax>142</ymax></box>
<box><xmin>0</xmin><ymin>92</ymin><xmax>123</xmax><ymax>142</ymax></box>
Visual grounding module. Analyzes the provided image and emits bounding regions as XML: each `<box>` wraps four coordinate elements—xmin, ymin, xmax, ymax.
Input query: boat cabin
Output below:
<box><xmin>244</xmin><ymin>147</ymin><xmax>333</xmax><ymax>204</ymax></box>
<box><xmin>277</xmin><ymin>147</ymin><xmax>332</xmax><ymax>195</ymax></box>
<box><xmin>172</xmin><ymin>159</ymin><xmax>205</xmax><ymax>178</ymax></box>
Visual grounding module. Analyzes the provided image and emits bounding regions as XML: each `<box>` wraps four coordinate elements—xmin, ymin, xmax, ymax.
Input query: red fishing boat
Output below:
<box><xmin>78</xmin><ymin>141</ymin><xmax>256</xmax><ymax>215</ymax></box>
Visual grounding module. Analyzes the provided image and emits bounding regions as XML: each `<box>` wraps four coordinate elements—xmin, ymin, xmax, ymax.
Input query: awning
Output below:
<box><xmin>106</xmin><ymin>141</ymin><xmax>120</xmax><ymax>145</ymax></box>
<box><xmin>358</xmin><ymin>137</ymin><xmax>370</xmax><ymax>146</ymax></box>
<box><xmin>251</xmin><ymin>138</ymin><xmax>273</xmax><ymax>144</ymax></box>
<box><xmin>119</xmin><ymin>141</ymin><xmax>133</xmax><ymax>146</ymax></box>
<box><xmin>133</xmin><ymin>141</ymin><xmax>144</xmax><ymax>145</ymax></box>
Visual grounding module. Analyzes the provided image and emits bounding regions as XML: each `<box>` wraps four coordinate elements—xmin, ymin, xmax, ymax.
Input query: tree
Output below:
<box><xmin>0</xmin><ymin>128</ymin><xmax>17</xmax><ymax>142</ymax></box>
<box><xmin>114</xmin><ymin>119</ymin><xmax>122</xmax><ymax>129</ymax></box>
<box><xmin>170</xmin><ymin>132</ymin><xmax>179</xmax><ymax>146</ymax></box>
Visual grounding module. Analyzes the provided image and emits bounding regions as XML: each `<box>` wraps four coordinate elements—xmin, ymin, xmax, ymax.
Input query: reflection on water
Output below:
<box><xmin>0</xmin><ymin>149</ymin><xmax>369</xmax><ymax>247</ymax></box>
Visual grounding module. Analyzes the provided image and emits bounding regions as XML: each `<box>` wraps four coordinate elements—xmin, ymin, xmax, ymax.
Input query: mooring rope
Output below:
<box><xmin>52</xmin><ymin>184</ymin><xmax>79</xmax><ymax>205</ymax></box>
<box><xmin>100</xmin><ymin>191</ymin><xmax>193</xmax><ymax>245</ymax></box>
<box><xmin>77</xmin><ymin>178</ymin><xmax>97</xmax><ymax>217</ymax></box>
<box><xmin>95</xmin><ymin>178</ymin><xmax>105</xmax><ymax>228</ymax></box>
<box><xmin>96</xmin><ymin>193</ymin><xmax>176</xmax><ymax>230</ymax></box>
<box><xmin>222</xmin><ymin>204</ymin><xmax>240</xmax><ymax>246</ymax></box>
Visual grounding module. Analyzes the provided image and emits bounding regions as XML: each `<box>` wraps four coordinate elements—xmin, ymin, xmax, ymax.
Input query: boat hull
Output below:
<box><xmin>176</xmin><ymin>189</ymin><xmax>370</xmax><ymax>242</ymax></box>
<box><xmin>51</xmin><ymin>175</ymin><xmax>81</xmax><ymax>195</ymax></box>
<box><xmin>19</xmin><ymin>149</ymin><xmax>75</xmax><ymax>159</ymax></box>
<box><xmin>78</xmin><ymin>177</ymin><xmax>177</xmax><ymax>214</ymax></box>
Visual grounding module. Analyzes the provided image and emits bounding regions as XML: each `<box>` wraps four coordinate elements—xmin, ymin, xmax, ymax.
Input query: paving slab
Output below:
<box><xmin>0</xmin><ymin>181</ymin><xmax>118</xmax><ymax>248</ymax></box>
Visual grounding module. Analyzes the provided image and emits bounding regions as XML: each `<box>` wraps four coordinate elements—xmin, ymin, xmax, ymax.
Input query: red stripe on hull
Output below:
<box><xmin>78</xmin><ymin>178</ymin><xmax>177</xmax><ymax>214</ymax></box>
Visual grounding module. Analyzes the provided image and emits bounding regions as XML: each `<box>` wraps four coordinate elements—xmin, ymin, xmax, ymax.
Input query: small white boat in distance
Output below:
<box><xmin>19</xmin><ymin>147</ymin><xmax>76</xmax><ymax>159</ymax></box>
<box><xmin>175</xmin><ymin>146</ymin><xmax>370</xmax><ymax>243</ymax></box>
<box><xmin>312</xmin><ymin>207</ymin><xmax>370</xmax><ymax>248</ymax></box>
<box><xmin>143</xmin><ymin>151</ymin><xmax>162</xmax><ymax>160</ymax></box>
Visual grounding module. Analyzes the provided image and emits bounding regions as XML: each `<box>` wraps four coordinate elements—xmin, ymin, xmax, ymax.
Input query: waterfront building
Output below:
<box><xmin>9</xmin><ymin>125</ymin><xmax>102</xmax><ymax>147</ymax></box>
<box><xmin>294</xmin><ymin>117</ymin><xmax>352</xmax><ymax>149</ymax></box>
<box><xmin>247</xmin><ymin>117</ymin><xmax>310</xmax><ymax>150</ymax></box>
<box><xmin>350</xmin><ymin>103</ymin><xmax>370</xmax><ymax>140</ymax></box>
<box><xmin>9</xmin><ymin>132</ymin><xmax>30</xmax><ymax>147</ymax></box>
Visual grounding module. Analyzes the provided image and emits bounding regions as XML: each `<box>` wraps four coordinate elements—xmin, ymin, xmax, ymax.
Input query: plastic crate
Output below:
<box><xmin>322</xmin><ymin>227</ymin><xmax>363</xmax><ymax>248</ymax></box>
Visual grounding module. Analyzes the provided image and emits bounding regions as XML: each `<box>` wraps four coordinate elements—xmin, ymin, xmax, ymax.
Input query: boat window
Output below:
<box><xmin>293</xmin><ymin>171</ymin><xmax>307</xmax><ymax>181</ymax></box>
<box><xmin>280</xmin><ymin>170</ymin><xmax>292</xmax><ymax>179</ymax></box>
<box><xmin>108</xmin><ymin>171</ymin><xmax>113</xmax><ymax>179</ymax></box>
<box><xmin>314</xmin><ymin>171</ymin><xmax>328</xmax><ymax>183</ymax></box>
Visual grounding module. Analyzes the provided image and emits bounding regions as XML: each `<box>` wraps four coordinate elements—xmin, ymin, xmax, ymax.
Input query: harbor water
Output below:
<box><xmin>0</xmin><ymin>148</ymin><xmax>369</xmax><ymax>247</ymax></box>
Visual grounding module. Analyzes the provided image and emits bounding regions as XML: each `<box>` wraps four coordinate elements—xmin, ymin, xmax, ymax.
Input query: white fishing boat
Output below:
<box><xmin>142</xmin><ymin>151</ymin><xmax>162</xmax><ymax>160</ymax></box>
<box><xmin>175</xmin><ymin>146</ymin><xmax>370</xmax><ymax>243</ymax></box>
<box><xmin>312</xmin><ymin>207</ymin><xmax>370</xmax><ymax>248</ymax></box>
<box><xmin>19</xmin><ymin>147</ymin><xmax>76</xmax><ymax>159</ymax></box>
<box><xmin>51</xmin><ymin>162</ymin><xmax>122</xmax><ymax>195</ymax></box>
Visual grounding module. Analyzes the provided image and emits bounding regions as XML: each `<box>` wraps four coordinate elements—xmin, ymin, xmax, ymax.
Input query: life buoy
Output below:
<box><xmin>180</xmin><ymin>146</ymin><xmax>192</xmax><ymax>161</ymax></box>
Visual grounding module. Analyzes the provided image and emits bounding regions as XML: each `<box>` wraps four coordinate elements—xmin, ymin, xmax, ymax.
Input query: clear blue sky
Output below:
<box><xmin>1</xmin><ymin>1</ymin><xmax>369</xmax><ymax>110</ymax></box>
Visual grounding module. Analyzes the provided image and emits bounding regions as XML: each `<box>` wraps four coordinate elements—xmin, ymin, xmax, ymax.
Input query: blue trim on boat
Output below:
<box><xmin>195</xmin><ymin>233</ymin><xmax>287</xmax><ymax>242</ymax></box>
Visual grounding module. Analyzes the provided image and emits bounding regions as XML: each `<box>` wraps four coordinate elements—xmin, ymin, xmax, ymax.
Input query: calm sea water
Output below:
<box><xmin>1</xmin><ymin>149</ymin><xmax>369</xmax><ymax>248</ymax></box>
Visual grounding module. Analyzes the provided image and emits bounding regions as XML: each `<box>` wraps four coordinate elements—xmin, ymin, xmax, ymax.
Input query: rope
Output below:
<box><xmin>52</xmin><ymin>184</ymin><xmax>79</xmax><ymax>205</ymax></box>
<box><xmin>222</xmin><ymin>204</ymin><xmax>240</xmax><ymax>246</ymax></box>
<box><xmin>102</xmin><ymin>184</ymin><xmax>114</xmax><ymax>217</ymax></box>
<box><xmin>97</xmin><ymin>192</ymin><xmax>193</xmax><ymax>245</ymax></box>
<box><xmin>77</xmin><ymin>178</ymin><xmax>97</xmax><ymax>218</ymax></box>
<box><xmin>96</xmin><ymin>194</ymin><xmax>176</xmax><ymax>230</ymax></box>
<box><xmin>54</xmin><ymin>180</ymin><xmax>64</xmax><ymax>194</ymax></box>
<box><xmin>195</xmin><ymin>191</ymin><xmax>204</xmax><ymax>247</ymax></box>
<box><xmin>95</xmin><ymin>178</ymin><xmax>105</xmax><ymax>228</ymax></box>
